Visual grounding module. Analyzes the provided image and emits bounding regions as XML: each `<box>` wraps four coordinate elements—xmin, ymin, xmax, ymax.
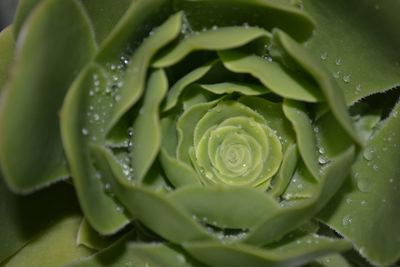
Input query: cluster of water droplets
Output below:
<box><xmin>319</xmin><ymin>52</ymin><xmax>368</xmax><ymax>97</ymax></box>
<box><xmin>313</xmin><ymin>126</ymin><xmax>330</xmax><ymax>168</ymax></box>
<box><xmin>81</xmin><ymin>51</ymin><xmax>131</xmax><ymax>144</ymax></box>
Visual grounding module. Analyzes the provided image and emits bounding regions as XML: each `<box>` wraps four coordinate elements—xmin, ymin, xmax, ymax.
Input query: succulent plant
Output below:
<box><xmin>0</xmin><ymin>0</ymin><xmax>399</xmax><ymax>267</ymax></box>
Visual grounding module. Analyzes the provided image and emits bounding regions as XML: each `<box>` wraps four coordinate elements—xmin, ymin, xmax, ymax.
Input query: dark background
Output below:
<box><xmin>0</xmin><ymin>0</ymin><xmax>18</xmax><ymax>30</ymax></box>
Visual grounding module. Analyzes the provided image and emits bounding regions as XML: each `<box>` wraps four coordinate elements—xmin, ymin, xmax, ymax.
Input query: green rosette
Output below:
<box><xmin>2</xmin><ymin>0</ymin><xmax>400</xmax><ymax>267</ymax></box>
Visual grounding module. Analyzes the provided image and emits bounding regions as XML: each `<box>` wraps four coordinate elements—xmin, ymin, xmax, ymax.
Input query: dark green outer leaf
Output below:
<box><xmin>12</xmin><ymin>0</ymin><xmax>42</xmax><ymax>38</ymax></box>
<box><xmin>0</xmin><ymin>0</ymin><xmax>96</xmax><ymax>192</ymax></box>
<box><xmin>80</xmin><ymin>0</ymin><xmax>133</xmax><ymax>45</ymax></box>
<box><xmin>318</xmin><ymin>103</ymin><xmax>400</xmax><ymax>266</ymax></box>
<box><xmin>176</xmin><ymin>0</ymin><xmax>315</xmax><ymax>42</ymax></box>
<box><xmin>3</xmin><ymin>216</ymin><xmax>92</xmax><ymax>267</ymax></box>
<box><xmin>303</xmin><ymin>0</ymin><xmax>400</xmax><ymax>105</ymax></box>
<box><xmin>0</xmin><ymin>26</ymin><xmax>14</xmax><ymax>91</ymax></box>
<box><xmin>0</xmin><ymin>175</ymin><xmax>81</xmax><ymax>264</ymax></box>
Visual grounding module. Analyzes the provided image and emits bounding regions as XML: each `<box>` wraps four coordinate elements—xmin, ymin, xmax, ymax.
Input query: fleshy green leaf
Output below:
<box><xmin>152</xmin><ymin>26</ymin><xmax>271</xmax><ymax>68</ymax></box>
<box><xmin>274</xmin><ymin>30</ymin><xmax>361</xmax><ymax>146</ymax></box>
<box><xmin>0</xmin><ymin>0</ymin><xmax>96</xmax><ymax>192</ymax></box>
<box><xmin>76</xmin><ymin>219</ymin><xmax>120</xmax><ymax>251</ymax></box>
<box><xmin>185</xmin><ymin>234</ymin><xmax>351</xmax><ymax>267</ymax></box>
<box><xmin>303</xmin><ymin>0</ymin><xmax>400</xmax><ymax>104</ymax></box>
<box><xmin>318</xmin><ymin>103</ymin><xmax>400</xmax><ymax>266</ymax></box>
<box><xmin>163</xmin><ymin>60</ymin><xmax>218</xmax><ymax>111</ymax></box>
<box><xmin>244</xmin><ymin>146</ymin><xmax>355</xmax><ymax>245</ymax></box>
<box><xmin>91</xmin><ymin>145</ymin><xmax>212</xmax><ymax>243</ymax></box>
<box><xmin>218</xmin><ymin>50</ymin><xmax>323</xmax><ymax>102</ymax></box>
<box><xmin>4</xmin><ymin>216</ymin><xmax>92</xmax><ymax>267</ymax></box>
<box><xmin>61</xmin><ymin>64</ymin><xmax>129</xmax><ymax>234</ymax></box>
<box><xmin>130</xmin><ymin>69</ymin><xmax>168</xmax><ymax>182</ymax></box>
<box><xmin>283</xmin><ymin>100</ymin><xmax>321</xmax><ymax>179</ymax></box>
<box><xmin>69</xmin><ymin>239</ymin><xmax>203</xmax><ymax>267</ymax></box>
<box><xmin>0</xmin><ymin>26</ymin><xmax>14</xmax><ymax>90</ymax></box>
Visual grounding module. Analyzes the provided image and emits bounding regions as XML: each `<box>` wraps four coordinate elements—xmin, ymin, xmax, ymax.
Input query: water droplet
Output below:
<box><xmin>389</xmin><ymin>178</ymin><xmax>394</xmax><ymax>183</ymax></box>
<box><xmin>382</xmin><ymin>198</ymin><xmax>387</xmax><ymax>203</ymax></box>
<box><xmin>297</xmin><ymin>184</ymin><xmax>303</xmax><ymax>189</ymax></box>
<box><xmin>205</xmin><ymin>171</ymin><xmax>214</xmax><ymax>180</ymax></box>
<box><xmin>89</xmin><ymin>90</ymin><xmax>94</xmax><ymax>96</ymax></box>
<box><xmin>176</xmin><ymin>255</ymin><xmax>186</xmax><ymax>264</ymax></box>
<box><xmin>211</xmin><ymin>25</ymin><xmax>218</xmax><ymax>30</ymax></box>
<box><xmin>346</xmin><ymin>197</ymin><xmax>352</xmax><ymax>204</ymax></box>
<box><xmin>318</xmin><ymin>147</ymin><xmax>326</xmax><ymax>154</ymax></box>
<box><xmin>115</xmin><ymin>95</ymin><xmax>121</xmax><ymax>102</ymax></box>
<box><xmin>356</xmin><ymin>84</ymin><xmax>362</xmax><ymax>93</ymax></box>
<box><xmin>320</xmin><ymin>52</ymin><xmax>328</xmax><ymax>60</ymax></box>
<box><xmin>372</xmin><ymin>164</ymin><xmax>379</xmax><ymax>171</ymax></box>
<box><xmin>343</xmin><ymin>74</ymin><xmax>352</xmax><ymax>83</ymax></box>
<box><xmin>82</xmin><ymin>128</ymin><xmax>89</xmax><ymax>135</ymax></box>
<box><xmin>363</xmin><ymin>147</ymin><xmax>376</xmax><ymax>161</ymax></box>
<box><xmin>342</xmin><ymin>215</ymin><xmax>352</xmax><ymax>226</ymax></box>
<box><xmin>116</xmin><ymin>206</ymin><xmax>124</xmax><ymax>213</ymax></box>
<box><xmin>318</xmin><ymin>155</ymin><xmax>328</xmax><ymax>165</ymax></box>
<box><xmin>333</xmin><ymin>70</ymin><xmax>341</xmax><ymax>79</ymax></box>
<box><xmin>93</xmin><ymin>114</ymin><xmax>100</xmax><ymax>121</ymax></box>
<box><xmin>104</xmin><ymin>183</ymin><xmax>111</xmax><ymax>192</ymax></box>
<box><xmin>357</xmin><ymin>178</ymin><xmax>373</xmax><ymax>192</ymax></box>
<box><xmin>242</xmin><ymin>22</ymin><xmax>250</xmax><ymax>28</ymax></box>
<box><xmin>361</xmin><ymin>200</ymin><xmax>367</xmax><ymax>206</ymax></box>
<box><xmin>374</xmin><ymin>4</ymin><xmax>380</xmax><ymax>9</ymax></box>
<box><xmin>335</xmin><ymin>58</ymin><xmax>343</xmax><ymax>66</ymax></box>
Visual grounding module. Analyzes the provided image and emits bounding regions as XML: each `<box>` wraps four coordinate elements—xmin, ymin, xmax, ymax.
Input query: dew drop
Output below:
<box><xmin>342</xmin><ymin>215</ymin><xmax>352</xmax><ymax>226</ymax></box>
<box><xmin>81</xmin><ymin>128</ymin><xmax>89</xmax><ymax>136</ymax></box>
<box><xmin>363</xmin><ymin>147</ymin><xmax>376</xmax><ymax>161</ymax></box>
<box><xmin>320</xmin><ymin>52</ymin><xmax>328</xmax><ymax>60</ymax></box>
<box><xmin>104</xmin><ymin>183</ymin><xmax>111</xmax><ymax>192</ymax></box>
<box><xmin>176</xmin><ymin>255</ymin><xmax>186</xmax><ymax>264</ymax></box>
<box><xmin>372</xmin><ymin>164</ymin><xmax>379</xmax><ymax>171</ymax></box>
<box><xmin>361</xmin><ymin>200</ymin><xmax>367</xmax><ymax>206</ymax></box>
<box><xmin>389</xmin><ymin>178</ymin><xmax>394</xmax><ymax>183</ymax></box>
<box><xmin>343</xmin><ymin>74</ymin><xmax>352</xmax><ymax>83</ymax></box>
<box><xmin>116</xmin><ymin>206</ymin><xmax>124</xmax><ymax>213</ymax></box>
<box><xmin>335</xmin><ymin>58</ymin><xmax>343</xmax><ymax>66</ymax></box>
<box><xmin>346</xmin><ymin>197</ymin><xmax>352</xmax><ymax>204</ymax></box>
<box><xmin>297</xmin><ymin>184</ymin><xmax>303</xmax><ymax>189</ymax></box>
<box><xmin>205</xmin><ymin>171</ymin><xmax>214</xmax><ymax>180</ymax></box>
<box><xmin>93</xmin><ymin>114</ymin><xmax>100</xmax><ymax>121</ymax></box>
<box><xmin>318</xmin><ymin>155</ymin><xmax>328</xmax><ymax>165</ymax></box>
<box><xmin>357</xmin><ymin>178</ymin><xmax>373</xmax><ymax>193</ymax></box>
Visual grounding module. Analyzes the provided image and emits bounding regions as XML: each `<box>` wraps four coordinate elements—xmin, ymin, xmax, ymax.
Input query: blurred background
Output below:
<box><xmin>0</xmin><ymin>0</ymin><xmax>18</xmax><ymax>30</ymax></box>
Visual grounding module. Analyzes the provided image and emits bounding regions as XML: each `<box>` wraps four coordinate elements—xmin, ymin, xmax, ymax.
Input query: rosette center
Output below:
<box><xmin>184</xmin><ymin>100</ymin><xmax>283</xmax><ymax>188</ymax></box>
